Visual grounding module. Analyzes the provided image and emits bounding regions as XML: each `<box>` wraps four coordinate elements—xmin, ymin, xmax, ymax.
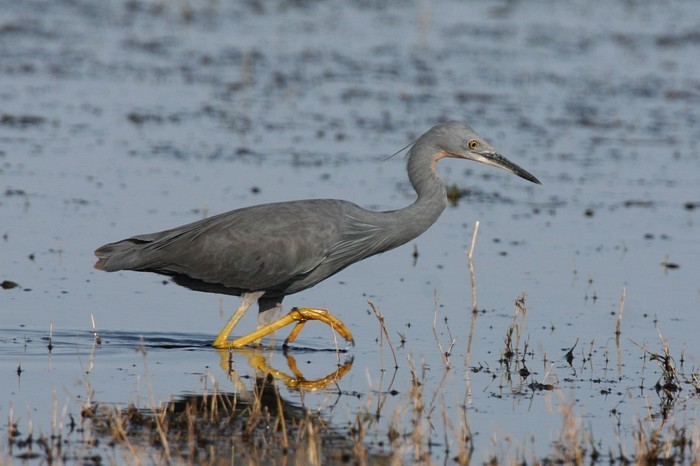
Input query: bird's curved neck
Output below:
<box><xmin>382</xmin><ymin>148</ymin><xmax>447</xmax><ymax>246</ymax></box>
<box><xmin>406</xmin><ymin>149</ymin><xmax>447</xmax><ymax>228</ymax></box>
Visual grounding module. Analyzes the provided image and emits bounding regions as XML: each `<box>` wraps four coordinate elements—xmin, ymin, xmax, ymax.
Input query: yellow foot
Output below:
<box><xmin>213</xmin><ymin>307</ymin><xmax>354</xmax><ymax>349</ymax></box>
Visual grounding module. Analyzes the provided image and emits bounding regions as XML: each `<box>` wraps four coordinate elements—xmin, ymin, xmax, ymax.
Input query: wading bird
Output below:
<box><xmin>94</xmin><ymin>121</ymin><xmax>540</xmax><ymax>348</ymax></box>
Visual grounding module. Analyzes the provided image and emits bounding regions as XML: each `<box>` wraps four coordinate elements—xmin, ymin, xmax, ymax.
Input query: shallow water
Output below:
<box><xmin>2</xmin><ymin>0</ymin><xmax>699</xmax><ymax>463</ymax></box>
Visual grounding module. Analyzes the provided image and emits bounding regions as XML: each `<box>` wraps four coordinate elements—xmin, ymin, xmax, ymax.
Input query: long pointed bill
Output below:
<box><xmin>475</xmin><ymin>152</ymin><xmax>541</xmax><ymax>184</ymax></box>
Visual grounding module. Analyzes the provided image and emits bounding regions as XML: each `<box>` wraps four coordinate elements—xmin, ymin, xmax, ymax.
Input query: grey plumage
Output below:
<box><xmin>94</xmin><ymin>121</ymin><xmax>540</xmax><ymax>345</ymax></box>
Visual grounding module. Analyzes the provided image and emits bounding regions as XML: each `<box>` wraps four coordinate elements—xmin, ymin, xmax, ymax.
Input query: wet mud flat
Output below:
<box><xmin>2</xmin><ymin>0</ymin><xmax>700</xmax><ymax>464</ymax></box>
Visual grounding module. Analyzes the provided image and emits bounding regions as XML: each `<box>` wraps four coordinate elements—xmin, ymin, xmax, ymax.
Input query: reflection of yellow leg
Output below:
<box><xmin>286</xmin><ymin>353</ymin><xmax>304</xmax><ymax>379</ymax></box>
<box><xmin>216</xmin><ymin>348</ymin><xmax>353</xmax><ymax>390</ymax></box>
<box><xmin>214</xmin><ymin>307</ymin><xmax>354</xmax><ymax>349</ymax></box>
<box><xmin>247</xmin><ymin>353</ymin><xmax>354</xmax><ymax>391</ymax></box>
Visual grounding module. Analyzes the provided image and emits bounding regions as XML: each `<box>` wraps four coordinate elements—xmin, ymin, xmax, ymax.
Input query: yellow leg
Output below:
<box><xmin>284</xmin><ymin>321</ymin><xmax>307</xmax><ymax>346</ymax></box>
<box><xmin>213</xmin><ymin>291</ymin><xmax>264</xmax><ymax>348</ymax></box>
<box><xmin>214</xmin><ymin>307</ymin><xmax>354</xmax><ymax>349</ymax></box>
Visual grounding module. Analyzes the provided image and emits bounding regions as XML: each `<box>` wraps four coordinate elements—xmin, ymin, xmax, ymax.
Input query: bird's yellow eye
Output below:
<box><xmin>468</xmin><ymin>139</ymin><xmax>480</xmax><ymax>150</ymax></box>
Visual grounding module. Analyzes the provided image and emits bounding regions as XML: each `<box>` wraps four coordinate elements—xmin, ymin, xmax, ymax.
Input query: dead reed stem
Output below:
<box><xmin>513</xmin><ymin>293</ymin><xmax>528</xmax><ymax>356</ymax></box>
<box><xmin>616</xmin><ymin>288</ymin><xmax>626</xmax><ymax>378</ymax></box>
<box><xmin>615</xmin><ymin>287</ymin><xmax>626</xmax><ymax>340</ymax></box>
<box><xmin>368</xmin><ymin>301</ymin><xmax>398</xmax><ymax>369</ymax></box>
<box><xmin>87</xmin><ymin>314</ymin><xmax>101</xmax><ymax>374</ymax></box>
<box><xmin>464</xmin><ymin>221</ymin><xmax>481</xmax><ymax>403</ymax></box>
<box><xmin>90</xmin><ymin>313</ymin><xmax>101</xmax><ymax>345</ymax></box>
<box><xmin>432</xmin><ymin>292</ymin><xmax>455</xmax><ymax>368</ymax></box>
<box><xmin>48</xmin><ymin>321</ymin><xmax>53</xmax><ymax>353</ymax></box>
<box><xmin>467</xmin><ymin>220</ymin><xmax>480</xmax><ymax>313</ymax></box>
<box><xmin>407</xmin><ymin>357</ymin><xmax>428</xmax><ymax>464</ymax></box>
<box><xmin>273</xmin><ymin>383</ymin><xmax>289</xmax><ymax>453</ymax></box>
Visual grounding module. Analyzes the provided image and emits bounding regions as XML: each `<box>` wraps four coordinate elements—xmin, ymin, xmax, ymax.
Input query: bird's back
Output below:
<box><xmin>94</xmin><ymin>199</ymin><xmax>395</xmax><ymax>297</ymax></box>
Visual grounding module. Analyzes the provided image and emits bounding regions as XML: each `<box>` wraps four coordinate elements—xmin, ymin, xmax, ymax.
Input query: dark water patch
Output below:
<box><xmin>0</xmin><ymin>17</ymin><xmax>57</xmax><ymax>40</ymax></box>
<box><xmin>95</xmin><ymin>330</ymin><xmax>212</xmax><ymax>349</ymax></box>
<box><xmin>3</xmin><ymin>188</ymin><xmax>27</xmax><ymax>197</ymax></box>
<box><xmin>622</xmin><ymin>199</ymin><xmax>655</xmax><ymax>208</ymax></box>
<box><xmin>130</xmin><ymin>143</ymin><xmax>261</xmax><ymax>162</ymax></box>
<box><xmin>656</xmin><ymin>30</ymin><xmax>700</xmax><ymax>47</ymax></box>
<box><xmin>126</xmin><ymin>111</ymin><xmax>182</xmax><ymax>126</ymax></box>
<box><xmin>0</xmin><ymin>327</ymin><xmax>213</xmax><ymax>356</ymax></box>
<box><xmin>664</xmin><ymin>89</ymin><xmax>700</xmax><ymax>101</ymax></box>
<box><xmin>0</xmin><ymin>328</ymin><xmax>96</xmax><ymax>356</ymax></box>
<box><xmin>122</xmin><ymin>37</ymin><xmax>179</xmax><ymax>56</ymax></box>
<box><xmin>454</xmin><ymin>91</ymin><xmax>499</xmax><ymax>104</ymax></box>
<box><xmin>446</xmin><ymin>183</ymin><xmax>523</xmax><ymax>207</ymax></box>
<box><xmin>0</xmin><ymin>114</ymin><xmax>46</xmax><ymax>128</ymax></box>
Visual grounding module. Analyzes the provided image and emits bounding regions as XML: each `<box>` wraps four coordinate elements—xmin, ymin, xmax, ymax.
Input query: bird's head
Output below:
<box><xmin>431</xmin><ymin>121</ymin><xmax>541</xmax><ymax>185</ymax></box>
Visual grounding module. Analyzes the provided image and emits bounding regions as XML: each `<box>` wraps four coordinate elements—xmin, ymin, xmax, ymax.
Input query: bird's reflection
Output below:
<box><xmin>217</xmin><ymin>347</ymin><xmax>354</xmax><ymax>391</ymax></box>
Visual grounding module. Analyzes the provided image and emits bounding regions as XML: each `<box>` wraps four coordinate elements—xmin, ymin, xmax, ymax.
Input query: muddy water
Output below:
<box><xmin>2</xmin><ymin>0</ymin><xmax>699</xmax><ymax>463</ymax></box>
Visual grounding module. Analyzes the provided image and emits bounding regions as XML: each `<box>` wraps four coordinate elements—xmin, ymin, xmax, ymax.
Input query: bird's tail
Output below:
<box><xmin>93</xmin><ymin>239</ymin><xmax>152</xmax><ymax>272</ymax></box>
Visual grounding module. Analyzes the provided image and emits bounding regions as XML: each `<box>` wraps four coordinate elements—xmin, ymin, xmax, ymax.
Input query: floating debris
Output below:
<box><xmin>1</xmin><ymin>280</ymin><xmax>19</xmax><ymax>290</ymax></box>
